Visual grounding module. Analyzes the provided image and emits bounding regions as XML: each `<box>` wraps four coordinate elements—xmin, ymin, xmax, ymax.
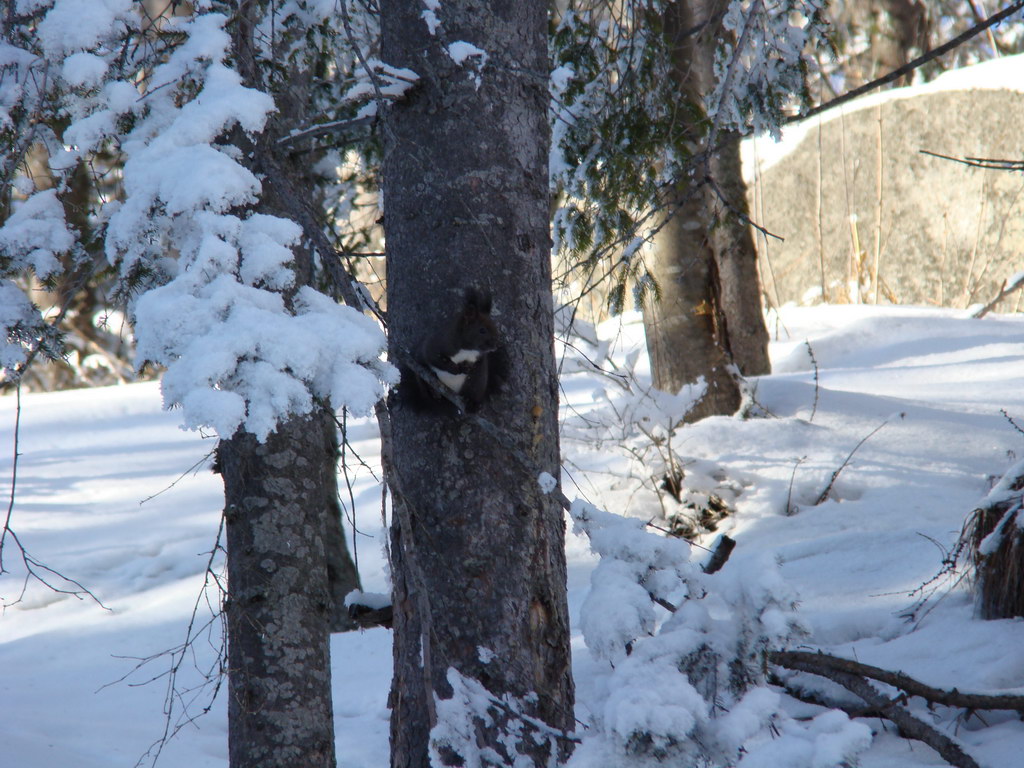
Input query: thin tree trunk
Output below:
<box><xmin>220</xmin><ymin>414</ymin><xmax>338</xmax><ymax>768</ymax></box>
<box><xmin>381</xmin><ymin>1</ymin><xmax>574</xmax><ymax>765</ymax></box>
<box><xmin>323</xmin><ymin>416</ymin><xmax>361</xmax><ymax>632</ymax></box>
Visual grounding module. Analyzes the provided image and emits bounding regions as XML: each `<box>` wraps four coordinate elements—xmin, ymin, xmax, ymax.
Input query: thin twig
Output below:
<box><xmin>815</xmin><ymin>419</ymin><xmax>890</xmax><ymax>505</ymax></box>
<box><xmin>276</xmin><ymin>115</ymin><xmax>376</xmax><ymax>148</ymax></box>
<box><xmin>1</xmin><ymin>385</ymin><xmax>106</xmax><ymax>608</ymax></box>
<box><xmin>969</xmin><ymin>272</ymin><xmax>1024</xmax><ymax>319</ymax></box>
<box><xmin>106</xmin><ymin>517</ymin><xmax>228</xmax><ymax>768</ymax></box>
<box><xmin>805</xmin><ymin>340</ymin><xmax>819</xmax><ymax>422</ymax></box>
<box><xmin>139</xmin><ymin>450</ymin><xmax>217</xmax><ymax>505</ymax></box>
<box><xmin>785</xmin><ymin>455</ymin><xmax>807</xmax><ymax>516</ymax></box>
<box><xmin>921</xmin><ymin>149</ymin><xmax>1024</xmax><ymax>173</ymax></box>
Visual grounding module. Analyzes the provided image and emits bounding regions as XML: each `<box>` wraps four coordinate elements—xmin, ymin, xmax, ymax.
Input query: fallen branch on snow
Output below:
<box><xmin>771</xmin><ymin>649</ymin><xmax>1024</xmax><ymax>713</ymax></box>
<box><xmin>769</xmin><ymin>649</ymin><xmax>1024</xmax><ymax>768</ymax></box>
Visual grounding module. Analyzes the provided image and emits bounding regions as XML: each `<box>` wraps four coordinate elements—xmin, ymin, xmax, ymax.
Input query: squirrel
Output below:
<box><xmin>402</xmin><ymin>287</ymin><xmax>504</xmax><ymax>412</ymax></box>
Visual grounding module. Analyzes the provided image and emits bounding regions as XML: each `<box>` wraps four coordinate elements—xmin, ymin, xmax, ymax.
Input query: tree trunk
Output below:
<box><xmin>220</xmin><ymin>413</ymin><xmax>338</xmax><ymax>768</ymax></box>
<box><xmin>217</xmin><ymin>5</ymin><xmax>371</xmax><ymax>767</ymax></box>
<box><xmin>230</xmin><ymin>0</ymin><xmax>362</xmax><ymax>634</ymax></box>
<box><xmin>966</xmin><ymin>463</ymin><xmax>1024</xmax><ymax>619</ymax></box>
<box><xmin>641</xmin><ymin>0</ymin><xmax>747</xmax><ymax>418</ymax></box>
<box><xmin>643</xmin><ymin>190</ymin><xmax>741</xmax><ymax>420</ymax></box>
<box><xmin>381</xmin><ymin>1</ymin><xmax>575</xmax><ymax>765</ymax></box>
<box><xmin>323</xmin><ymin>417</ymin><xmax>362</xmax><ymax>632</ymax></box>
<box><xmin>710</xmin><ymin>134</ymin><xmax>771</xmax><ymax>377</ymax></box>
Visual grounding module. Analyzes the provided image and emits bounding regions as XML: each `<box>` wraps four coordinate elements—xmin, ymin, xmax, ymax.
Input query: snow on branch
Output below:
<box><xmin>709</xmin><ymin>0</ymin><xmax>830</xmax><ymax>140</ymax></box>
<box><xmin>26</xmin><ymin>7</ymin><xmax>398</xmax><ymax>439</ymax></box>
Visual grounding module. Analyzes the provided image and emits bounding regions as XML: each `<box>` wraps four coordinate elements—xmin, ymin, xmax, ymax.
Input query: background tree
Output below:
<box><xmin>549</xmin><ymin>0</ymin><xmax>820</xmax><ymax>421</ymax></box>
<box><xmin>381</xmin><ymin>0</ymin><xmax>575</xmax><ymax>765</ymax></box>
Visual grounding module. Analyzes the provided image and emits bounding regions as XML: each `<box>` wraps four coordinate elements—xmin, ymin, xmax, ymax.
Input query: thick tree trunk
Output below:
<box><xmin>381</xmin><ymin>1</ymin><xmax>574</xmax><ymax>766</ymax></box>
<box><xmin>643</xmin><ymin>191</ymin><xmax>741</xmax><ymax>420</ymax></box>
<box><xmin>217</xmin><ymin>6</ymin><xmax>369</xmax><ymax>767</ymax></box>
<box><xmin>641</xmin><ymin>0</ymin><xmax>772</xmax><ymax>406</ymax></box>
<box><xmin>220</xmin><ymin>412</ymin><xmax>338</xmax><ymax>768</ymax></box>
<box><xmin>230</xmin><ymin>0</ymin><xmax>362</xmax><ymax>634</ymax></box>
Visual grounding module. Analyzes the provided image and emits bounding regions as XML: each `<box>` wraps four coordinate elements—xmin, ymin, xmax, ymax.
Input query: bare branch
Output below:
<box><xmin>969</xmin><ymin>272</ymin><xmax>1024</xmax><ymax>319</ymax></box>
<box><xmin>921</xmin><ymin>149</ymin><xmax>1024</xmax><ymax>173</ymax></box>
<box><xmin>104</xmin><ymin>517</ymin><xmax>228</xmax><ymax>768</ymax></box>
<box><xmin>773</xmin><ymin>650</ymin><xmax>1024</xmax><ymax>713</ymax></box>
<box><xmin>792</xmin><ymin>0</ymin><xmax>1024</xmax><ymax>125</ymax></box>
<box><xmin>276</xmin><ymin>115</ymin><xmax>376</xmax><ymax>148</ymax></box>
<box><xmin>1</xmin><ymin>385</ymin><xmax>107</xmax><ymax>609</ymax></box>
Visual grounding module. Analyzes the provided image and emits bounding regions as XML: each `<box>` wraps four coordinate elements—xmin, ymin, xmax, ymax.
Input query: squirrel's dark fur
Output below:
<box><xmin>400</xmin><ymin>287</ymin><xmax>505</xmax><ymax>413</ymax></box>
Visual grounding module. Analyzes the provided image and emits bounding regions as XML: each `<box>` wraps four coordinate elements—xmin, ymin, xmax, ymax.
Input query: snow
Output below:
<box><xmin>0</xmin><ymin>188</ymin><xmax>74</xmax><ymax>278</ymax></box>
<box><xmin>446</xmin><ymin>41</ymin><xmax>488</xmax><ymax>88</ymax></box>
<box><xmin>36</xmin><ymin>0</ymin><xmax>133</xmax><ymax>58</ymax></box>
<box><xmin>446</xmin><ymin>41</ymin><xmax>487</xmax><ymax>67</ymax></box>
<box><xmin>4</xmin><ymin>304</ymin><xmax>1024</xmax><ymax>766</ymax></box>
<box><xmin>421</xmin><ymin>0</ymin><xmax>442</xmax><ymax>36</ymax></box>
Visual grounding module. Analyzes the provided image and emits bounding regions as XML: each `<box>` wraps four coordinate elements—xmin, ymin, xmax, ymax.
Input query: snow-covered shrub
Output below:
<box><xmin>569</xmin><ymin>499</ymin><xmax>871</xmax><ymax>767</ymax></box>
<box><xmin>558</xmin><ymin>313</ymin><xmax>738</xmax><ymax>536</ymax></box>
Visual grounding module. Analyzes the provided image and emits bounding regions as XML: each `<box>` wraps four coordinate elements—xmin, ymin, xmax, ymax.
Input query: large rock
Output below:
<box><xmin>743</xmin><ymin>56</ymin><xmax>1024</xmax><ymax>309</ymax></box>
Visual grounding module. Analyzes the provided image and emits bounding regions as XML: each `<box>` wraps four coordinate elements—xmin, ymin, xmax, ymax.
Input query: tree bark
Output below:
<box><xmin>381</xmin><ymin>1</ymin><xmax>574</xmax><ymax>765</ymax></box>
<box><xmin>230</xmin><ymin>0</ymin><xmax>362</xmax><ymax>634</ymax></box>
<box><xmin>965</xmin><ymin>462</ymin><xmax>1024</xmax><ymax>619</ymax></box>
<box><xmin>217</xmin><ymin>5</ymin><xmax>373</xmax><ymax>767</ymax></box>
<box><xmin>220</xmin><ymin>414</ymin><xmax>338</xmax><ymax>768</ymax></box>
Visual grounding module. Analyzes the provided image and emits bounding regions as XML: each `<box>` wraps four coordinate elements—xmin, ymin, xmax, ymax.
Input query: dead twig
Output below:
<box><xmin>815</xmin><ymin>418</ymin><xmax>891</xmax><ymax>505</ymax></box>
<box><xmin>1</xmin><ymin>385</ymin><xmax>107</xmax><ymax>609</ymax></box>
<box><xmin>921</xmin><ymin>149</ymin><xmax>1024</xmax><ymax>174</ymax></box>
<box><xmin>969</xmin><ymin>272</ymin><xmax>1024</xmax><ymax>319</ymax></box>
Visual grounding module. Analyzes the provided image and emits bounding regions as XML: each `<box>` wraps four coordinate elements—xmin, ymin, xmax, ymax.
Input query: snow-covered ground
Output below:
<box><xmin>2</xmin><ymin>303</ymin><xmax>1023</xmax><ymax>767</ymax></box>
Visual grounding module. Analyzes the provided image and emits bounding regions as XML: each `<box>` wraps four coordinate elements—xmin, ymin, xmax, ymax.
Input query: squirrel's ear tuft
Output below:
<box><xmin>465</xmin><ymin>287</ymin><xmax>492</xmax><ymax>314</ymax></box>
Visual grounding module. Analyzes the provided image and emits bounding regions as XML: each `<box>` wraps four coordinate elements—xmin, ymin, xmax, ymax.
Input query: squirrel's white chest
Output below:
<box><xmin>432</xmin><ymin>349</ymin><xmax>483</xmax><ymax>392</ymax></box>
<box><xmin>433</xmin><ymin>368</ymin><xmax>467</xmax><ymax>392</ymax></box>
<box><xmin>449</xmin><ymin>348</ymin><xmax>482</xmax><ymax>364</ymax></box>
